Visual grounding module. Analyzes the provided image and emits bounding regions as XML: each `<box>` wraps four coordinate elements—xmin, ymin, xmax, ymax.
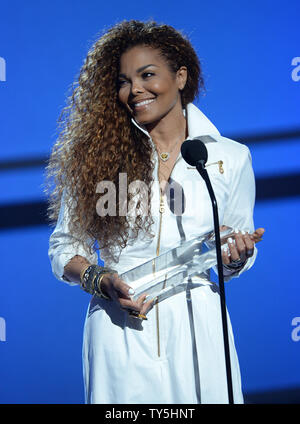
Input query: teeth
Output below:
<box><xmin>134</xmin><ymin>99</ymin><xmax>155</xmax><ymax>107</ymax></box>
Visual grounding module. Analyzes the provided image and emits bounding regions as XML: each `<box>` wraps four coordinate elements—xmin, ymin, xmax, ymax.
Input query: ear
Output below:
<box><xmin>176</xmin><ymin>66</ymin><xmax>188</xmax><ymax>90</ymax></box>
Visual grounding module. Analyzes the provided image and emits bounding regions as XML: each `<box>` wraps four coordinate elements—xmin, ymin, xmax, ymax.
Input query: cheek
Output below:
<box><xmin>149</xmin><ymin>80</ymin><xmax>169</xmax><ymax>95</ymax></box>
<box><xmin>150</xmin><ymin>78</ymin><xmax>179</xmax><ymax>100</ymax></box>
<box><xmin>118</xmin><ymin>89</ymin><xmax>125</xmax><ymax>104</ymax></box>
<box><xmin>118</xmin><ymin>88</ymin><xmax>130</xmax><ymax>106</ymax></box>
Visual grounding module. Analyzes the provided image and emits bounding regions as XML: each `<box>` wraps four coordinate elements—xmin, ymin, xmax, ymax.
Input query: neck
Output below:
<box><xmin>145</xmin><ymin>103</ymin><xmax>187</xmax><ymax>152</ymax></box>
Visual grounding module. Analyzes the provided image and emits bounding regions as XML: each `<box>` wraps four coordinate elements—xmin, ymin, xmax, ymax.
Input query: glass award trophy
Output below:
<box><xmin>120</xmin><ymin>226</ymin><xmax>234</xmax><ymax>304</ymax></box>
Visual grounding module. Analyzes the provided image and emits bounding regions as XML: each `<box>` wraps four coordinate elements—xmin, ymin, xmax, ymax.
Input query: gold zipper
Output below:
<box><xmin>206</xmin><ymin>160</ymin><xmax>224</xmax><ymax>174</ymax></box>
<box><xmin>157</xmin><ymin>192</ymin><xmax>164</xmax><ymax>255</ymax></box>
<box><xmin>154</xmin><ymin>150</ymin><xmax>180</xmax><ymax>357</ymax></box>
<box><xmin>187</xmin><ymin>160</ymin><xmax>224</xmax><ymax>174</ymax></box>
<box><xmin>155</xmin><ymin>189</ymin><xmax>164</xmax><ymax>357</ymax></box>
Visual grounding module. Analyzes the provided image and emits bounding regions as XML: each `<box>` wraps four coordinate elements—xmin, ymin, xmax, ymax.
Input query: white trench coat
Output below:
<box><xmin>49</xmin><ymin>103</ymin><xmax>257</xmax><ymax>404</ymax></box>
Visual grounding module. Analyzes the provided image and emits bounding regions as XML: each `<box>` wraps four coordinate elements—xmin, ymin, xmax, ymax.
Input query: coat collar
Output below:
<box><xmin>131</xmin><ymin>103</ymin><xmax>220</xmax><ymax>140</ymax></box>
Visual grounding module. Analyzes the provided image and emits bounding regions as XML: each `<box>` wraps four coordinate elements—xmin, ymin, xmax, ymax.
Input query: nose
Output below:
<box><xmin>131</xmin><ymin>78</ymin><xmax>144</xmax><ymax>95</ymax></box>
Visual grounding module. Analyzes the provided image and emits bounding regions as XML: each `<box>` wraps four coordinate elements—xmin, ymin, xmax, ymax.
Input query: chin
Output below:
<box><xmin>134</xmin><ymin>111</ymin><xmax>164</xmax><ymax>127</ymax></box>
<box><xmin>133</xmin><ymin>113</ymin><xmax>154</xmax><ymax>125</ymax></box>
<box><xmin>135</xmin><ymin>116</ymin><xmax>152</xmax><ymax>124</ymax></box>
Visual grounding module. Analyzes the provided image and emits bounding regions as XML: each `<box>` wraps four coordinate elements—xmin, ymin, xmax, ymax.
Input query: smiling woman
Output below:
<box><xmin>118</xmin><ymin>45</ymin><xmax>188</xmax><ymax>182</ymax></box>
<box><xmin>118</xmin><ymin>46</ymin><xmax>187</xmax><ymax>126</ymax></box>
<box><xmin>46</xmin><ymin>20</ymin><xmax>204</xmax><ymax>265</ymax></box>
<box><xmin>46</xmin><ymin>20</ymin><xmax>264</xmax><ymax>405</ymax></box>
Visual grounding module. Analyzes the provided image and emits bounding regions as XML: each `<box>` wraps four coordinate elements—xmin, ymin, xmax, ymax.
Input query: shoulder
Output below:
<box><xmin>199</xmin><ymin>134</ymin><xmax>251</xmax><ymax>166</ymax></box>
<box><xmin>208</xmin><ymin>134</ymin><xmax>250</xmax><ymax>155</ymax></box>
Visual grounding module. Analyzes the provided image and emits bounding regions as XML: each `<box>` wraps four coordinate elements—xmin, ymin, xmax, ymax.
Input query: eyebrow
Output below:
<box><xmin>119</xmin><ymin>64</ymin><xmax>158</xmax><ymax>79</ymax></box>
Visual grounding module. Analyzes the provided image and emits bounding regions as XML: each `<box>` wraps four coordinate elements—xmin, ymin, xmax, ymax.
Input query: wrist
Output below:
<box><xmin>224</xmin><ymin>258</ymin><xmax>246</xmax><ymax>269</ymax></box>
<box><xmin>80</xmin><ymin>265</ymin><xmax>117</xmax><ymax>299</ymax></box>
<box><xmin>64</xmin><ymin>255</ymin><xmax>91</xmax><ymax>284</ymax></box>
<box><xmin>223</xmin><ymin>258</ymin><xmax>247</xmax><ymax>276</ymax></box>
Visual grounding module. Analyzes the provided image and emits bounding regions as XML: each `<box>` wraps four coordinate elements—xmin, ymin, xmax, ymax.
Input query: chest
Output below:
<box><xmin>153</xmin><ymin>147</ymin><xmax>231</xmax><ymax>249</ymax></box>
<box><xmin>156</xmin><ymin>145</ymin><xmax>182</xmax><ymax>191</ymax></box>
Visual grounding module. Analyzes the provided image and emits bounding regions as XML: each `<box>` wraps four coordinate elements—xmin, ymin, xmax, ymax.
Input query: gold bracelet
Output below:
<box><xmin>80</xmin><ymin>264</ymin><xmax>91</xmax><ymax>285</ymax></box>
<box><xmin>95</xmin><ymin>273</ymin><xmax>111</xmax><ymax>300</ymax></box>
<box><xmin>90</xmin><ymin>272</ymin><xmax>98</xmax><ymax>293</ymax></box>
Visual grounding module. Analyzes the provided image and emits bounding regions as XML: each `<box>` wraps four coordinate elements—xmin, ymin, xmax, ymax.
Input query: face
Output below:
<box><xmin>118</xmin><ymin>45</ymin><xmax>187</xmax><ymax>126</ymax></box>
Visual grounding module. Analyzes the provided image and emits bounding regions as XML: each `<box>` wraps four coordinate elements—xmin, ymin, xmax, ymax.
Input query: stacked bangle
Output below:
<box><xmin>80</xmin><ymin>265</ymin><xmax>117</xmax><ymax>299</ymax></box>
<box><xmin>224</xmin><ymin>258</ymin><xmax>246</xmax><ymax>269</ymax></box>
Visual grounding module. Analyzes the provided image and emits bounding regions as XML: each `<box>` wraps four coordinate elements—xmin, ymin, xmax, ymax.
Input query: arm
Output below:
<box><xmin>48</xmin><ymin>189</ymin><xmax>154</xmax><ymax>317</ymax></box>
<box><xmin>220</xmin><ymin>144</ymin><xmax>260</xmax><ymax>280</ymax></box>
<box><xmin>63</xmin><ymin>254</ymin><xmax>91</xmax><ymax>284</ymax></box>
<box><xmin>48</xmin><ymin>189</ymin><xmax>98</xmax><ymax>285</ymax></box>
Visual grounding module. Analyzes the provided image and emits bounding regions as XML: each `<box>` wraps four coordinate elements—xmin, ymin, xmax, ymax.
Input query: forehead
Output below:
<box><xmin>119</xmin><ymin>45</ymin><xmax>166</xmax><ymax>72</ymax></box>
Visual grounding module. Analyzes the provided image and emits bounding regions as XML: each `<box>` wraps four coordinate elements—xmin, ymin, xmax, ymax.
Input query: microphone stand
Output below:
<box><xmin>196</xmin><ymin>159</ymin><xmax>234</xmax><ymax>404</ymax></box>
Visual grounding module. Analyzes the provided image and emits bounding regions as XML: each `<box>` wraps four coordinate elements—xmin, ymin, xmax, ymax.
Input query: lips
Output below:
<box><xmin>130</xmin><ymin>98</ymin><xmax>156</xmax><ymax>110</ymax></box>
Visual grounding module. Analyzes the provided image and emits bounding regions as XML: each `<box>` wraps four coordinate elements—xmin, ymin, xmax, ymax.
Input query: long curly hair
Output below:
<box><xmin>45</xmin><ymin>20</ymin><xmax>204</xmax><ymax>261</ymax></box>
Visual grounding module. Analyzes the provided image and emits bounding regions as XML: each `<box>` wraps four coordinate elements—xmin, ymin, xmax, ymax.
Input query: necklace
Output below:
<box><xmin>156</xmin><ymin>138</ymin><xmax>182</xmax><ymax>162</ymax></box>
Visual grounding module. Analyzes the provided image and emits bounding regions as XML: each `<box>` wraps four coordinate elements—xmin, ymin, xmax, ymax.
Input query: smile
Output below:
<box><xmin>132</xmin><ymin>98</ymin><xmax>156</xmax><ymax>109</ymax></box>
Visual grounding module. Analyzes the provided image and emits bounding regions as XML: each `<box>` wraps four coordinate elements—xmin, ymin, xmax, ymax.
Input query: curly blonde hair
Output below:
<box><xmin>45</xmin><ymin>20</ymin><xmax>204</xmax><ymax>260</ymax></box>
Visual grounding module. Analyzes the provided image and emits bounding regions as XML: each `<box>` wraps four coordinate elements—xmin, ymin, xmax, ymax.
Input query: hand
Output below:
<box><xmin>100</xmin><ymin>273</ymin><xmax>154</xmax><ymax>319</ymax></box>
<box><xmin>222</xmin><ymin>227</ymin><xmax>265</xmax><ymax>266</ymax></box>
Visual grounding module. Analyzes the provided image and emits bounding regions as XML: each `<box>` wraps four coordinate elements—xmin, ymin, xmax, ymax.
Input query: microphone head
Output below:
<box><xmin>181</xmin><ymin>139</ymin><xmax>208</xmax><ymax>167</ymax></box>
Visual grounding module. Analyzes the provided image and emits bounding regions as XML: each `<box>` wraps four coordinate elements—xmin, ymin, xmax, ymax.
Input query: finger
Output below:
<box><xmin>233</xmin><ymin>230</ymin><xmax>246</xmax><ymax>262</ymax></box>
<box><xmin>254</xmin><ymin>227</ymin><xmax>265</xmax><ymax>237</ymax></box>
<box><xmin>119</xmin><ymin>297</ymin><xmax>144</xmax><ymax>312</ymax></box>
<box><xmin>242</xmin><ymin>233</ymin><xmax>255</xmax><ymax>257</ymax></box>
<box><xmin>120</xmin><ymin>292</ymin><xmax>151</xmax><ymax>315</ymax></box>
<box><xmin>227</xmin><ymin>237</ymin><xmax>241</xmax><ymax>261</ymax></box>
<box><xmin>127</xmin><ymin>294</ymin><xmax>153</xmax><ymax>319</ymax></box>
<box><xmin>222</xmin><ymin>245</ymin><xmax>231</xmax><ymax>265</ymax></box>
<box><xmin>136</xmin><ymin>293</ymin><xmax>148</xmax><ymax>306</ymax></box>
<box><xmin>98</xmin><ymin>274</ymin><xmax>132</xmax><ymax>305</ymax></box>
<box><xmin>220</xmin><ymin>225</ymin><xmax>230</xmax><ymax>231</ymax></box>
<box><xmin>250</xmin><ymin>227</ymin><xmax>265</xmax><ymax>242</ymax></box>
<box><xmin>140</xmin><ymin>297</ymin><xmax>156</xmax><ymax>316</ymax></box>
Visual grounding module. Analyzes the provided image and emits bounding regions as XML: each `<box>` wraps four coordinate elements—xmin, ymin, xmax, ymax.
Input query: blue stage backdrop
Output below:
<box><xmin>0</xmin><ymin>0</ymin><xmax>299</xmax><ymax>404</ymax></box>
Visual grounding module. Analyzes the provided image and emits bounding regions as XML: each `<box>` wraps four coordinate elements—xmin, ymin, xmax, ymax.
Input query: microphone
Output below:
<box><xmin>181</xmin><ymin>139</ymin><xmax>208</xmax><ymax>166</ymax></box>
<box><xmin>181</xmin><ymin>138</ymin><xmax>234</xmax><ymax>404</ymax></box>
<box><xmin>181</xmin><ymin>139</ymin><xmax>209</xmax><ymax>181</ymax></box>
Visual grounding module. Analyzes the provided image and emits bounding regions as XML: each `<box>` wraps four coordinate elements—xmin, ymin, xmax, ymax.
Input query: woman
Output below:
<box><xmin>47</xmin><ymin>20</ymin><xmax>264</xmax><ymax>404</ymax></box>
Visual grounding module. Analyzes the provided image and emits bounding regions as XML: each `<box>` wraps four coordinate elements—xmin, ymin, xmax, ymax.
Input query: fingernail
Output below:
<box><xmin>241</xmin><ymin>230</ymin><xmax>246</xmax><ymax>235</ymax></box>
<box><xmin>128</xmin><ymin>288</ymin><xmax>135</xmax><ymax>295</ymax></box>
<box><xmin>234</xmin><ymin>228</ymin><xmax>239</xmax><ymax>234</ymax></box>
<box><xmin>228</xmin><ymin>237</ymin><xmax>233</xmax><ymax>243</ymax></box>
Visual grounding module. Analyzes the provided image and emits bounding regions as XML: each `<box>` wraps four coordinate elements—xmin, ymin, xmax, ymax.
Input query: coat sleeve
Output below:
<box><xmin>48</xmin><ymin>190</ymin><xmax>99</xmax><ymax>285</ymax></box>
<box><xmin>220</xmin><ymin>143</ymin><xmax>257</xmax><ymax>281</ymax></box>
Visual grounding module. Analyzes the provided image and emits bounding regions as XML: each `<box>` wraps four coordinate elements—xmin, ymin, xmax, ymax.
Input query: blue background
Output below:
<box><xmin>0</xmin><ymin>0</ymin><xmax>299</xmax><ymax>403</ymax></box>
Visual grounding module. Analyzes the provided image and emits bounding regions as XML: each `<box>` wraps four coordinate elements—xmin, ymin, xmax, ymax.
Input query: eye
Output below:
<box><xmin>142</xmin><ymin>72</ymin><xmax>154</xmax><ymax>79</ymax></box>
<box><xmin>118</xmin><ymin>79</ymin><xmax>128</xmax><ymax>88</ymax></box>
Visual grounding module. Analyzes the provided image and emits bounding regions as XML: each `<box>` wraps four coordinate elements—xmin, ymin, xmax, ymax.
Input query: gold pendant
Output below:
<box><xmin>160</xmin><ymin>152</ymin><xmax>169</xmax><ymax>161</ymax></box>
